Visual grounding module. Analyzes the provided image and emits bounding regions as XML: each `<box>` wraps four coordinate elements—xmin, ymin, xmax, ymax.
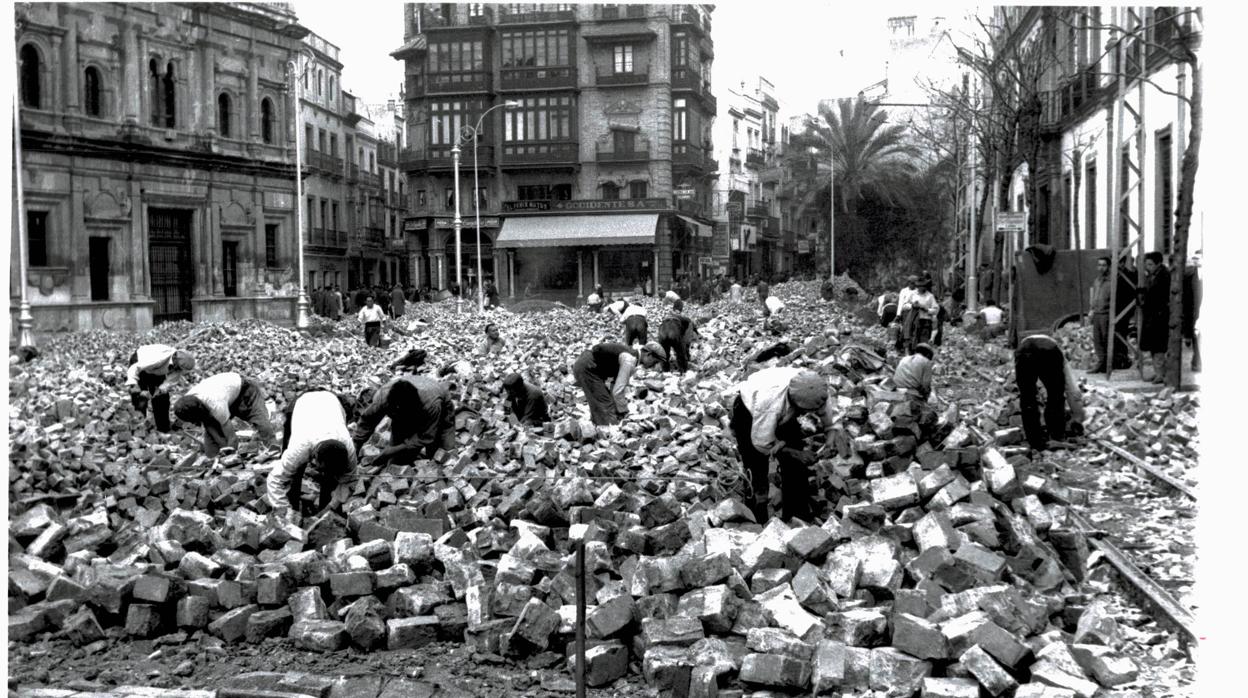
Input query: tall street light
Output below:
<box><xmin>453</xmin><ymin>100</ymin><xmax>520</xmax><ymax>313</ymax></box>
<box><xmin>287</xmin><ymin>47</ymin><xmax>316</xmax><ymax>328</ymax></box>
<box><xmin>13</xmin><ymin>82</ymin><xmax>35</xmax><ymax>348</ymax></box>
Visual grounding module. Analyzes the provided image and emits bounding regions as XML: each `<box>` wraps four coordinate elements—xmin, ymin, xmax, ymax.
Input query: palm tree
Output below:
<box><xmin>782</xmin><ymin>98</ymin><xmax>919</xmax><ymax>277</ymax></box>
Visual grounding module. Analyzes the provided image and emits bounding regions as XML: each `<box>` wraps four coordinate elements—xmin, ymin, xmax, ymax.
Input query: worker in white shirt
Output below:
<box><xmin>730</xmin><ymin>367</ymin><xmax>836</xmax><ymax>523</ymax></box>
<box><xmin>978</xmin><ymin>299</ymin><xmax>1006</xmax><ymax>339</ymax></box>
<box><xmin>900</xmin><ymin>279</ymin><xmax>940</xmax><ymax>354</ymax></box>
<box><xmin>586</xmin><ymin>285</ymin><xmax>605</xmax><ymax>313</ymax></box>
<box><xmin>266</xmin><ymin>390</ymin><xmax>357</xmax><ymax>524</ymax></box>
<box><xmin>357</xmin><ymin>295</ymin><xmax>387</xmax><ymax>347</ymax></box>
<box><xmin>893</xmin><ymin>276</ymin><xmax>919</xmax><ymax>351</ymax></box>
<box><xmin>126</xmin><ymin>344</ymin><xmax>196</xmax><ymax>432</ymax></box>
<box><xmin>729</xmin><ymin>279</ymin><xmax>743</xmax><ymax>303</ymax></box>
<box><xmin>173</xmin><ymin>372</ymin><xmax>275</xmax><ymax>457</ymax></box>
<box><xmin>607</xmin><ymin>298</ymin><xmax>649</xmax><ymax>346</ymax></box>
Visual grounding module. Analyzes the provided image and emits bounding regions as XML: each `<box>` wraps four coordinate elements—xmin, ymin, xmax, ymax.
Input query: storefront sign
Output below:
<box><xmin>674</xmin><ymin>186</ymin><xmax>696</xmax><ymax>200</ymax></box>
<box><xmin>995</xmin><ymin>212</ymin><xmax>1026</xmax><ymax>233</ymax></box>
<box><xmin>502</xmin><ymin>198</ymin><xmax>668</xmax><ymax>213</ymax></box>
<box><xmin>404</xmin><ymin>219</ymin><xmax>423</xmax><ymax>231</ymax></box>
<box><xmin>434</xmin><ymin>217</ymin><xmax>500</xmax><ymax>229</ymax></box>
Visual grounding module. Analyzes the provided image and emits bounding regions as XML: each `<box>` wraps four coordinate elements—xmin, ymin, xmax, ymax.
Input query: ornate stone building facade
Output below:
<box><xmin>13</xmin><ymin>2</ymin><xmax>308</xmax><ymax>333</ymax></box>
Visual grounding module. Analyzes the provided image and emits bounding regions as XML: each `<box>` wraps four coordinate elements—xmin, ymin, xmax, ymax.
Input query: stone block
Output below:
<box><xmin>812</xmin><ymin>640</ymin><xmax>848</xmax><ymax>693</ymax></box>
<box><xmin>681</xmin><ymin>552</ymin><xmax>733</xmax><ymax>588</ymax></box>
<box><xmin>746</xmin><ymin>628</ymin><xmax>812</xmax><ymax>660</ymax></box>
<box><xmin>245</xmin><ymin>608</ymin><xmax>293</xmax><ymax>643</ymax></box>
<box><xmin>1073</xmin><ymin>597</ymin><xmax>1121</xmax><ymax>646</ymax></box>
<box><xmin>374</xmin><ymin>564</ymin><xmax>416</xmax><ymax>590</ymax></box>
<box><xmin>45</xmin><ymin>575</ymin><xmax>88</xmax><ymax>604</ymax></box>
<box><xmin>63</xmin><ymin>607</ymin><xmax>105</xmax><ymax>646</ymax></box>
<box><xmin>288</xmin><ymin>586</ymin><xmax>329</xmax><ymax>622</ymax></box>
<box><xmin>750</xmin><ymin>567</ymin><xmax>793</xmax><ymax>595</ymax></box>
<box><xmin>1029</xmin><ymin>663</ymin><xmax>1100</xmax><ymax>698</ymax></box>
<box><xmin>1069</xmin><ymin>645</ymin><xmax>1139</xmax><ymax>687</ymax></box>
<box><xmin>641</xmin><ymin>616</ymin><xmax>705</xmax><ymax>647</ymax></box>
<box><xmin>791</xmin><ymin>563</ymin><xmax>838</xmax><ymax>615</ymax></box>
<box><xmin>953</xmin><ymin>543</ymin><xmax>1007</xmax><ymax>583</ymax></box>
<box><xmin>176</xmin><ymin>595</ymin><xmax>211</xmax><ymax>629</ymax></box>
<box><xmin>328</xmin><ymin>571</ymin><xmax>374</xmax><ymax>598</ymax></box>
<box><xmin>913</xmin><ymin>512</ymin><xmax>961</xmax><ymax>553</ymax></box>
<box><xmin>490</xmin><ymin>582</ymin><xmax>533</xmax><ymax>618</ymax></box>
<box><xmin>891</xmin><ymin>612</ymin><xmax>949</xmax><ymax>660</ymax></box>
<box><xmin>785</xmin><ymin>527</ymin><xmax>835</xmax><ymax>561</ymax></box>
<box><xmin>959</xmin><ymin>645</ymin><xmax>1018</xmax><ymax>696</ymax></box>
<box><xmin>256</xmin><ymin>572</ymin><xmax>290</xmax><ymax>606</ymax></box>
<box><xmin>509</xmin><ymin>598</ymin><xmax>560</xmax><ymax>651</ymax></box>
<box><xmin>587</xmin><ymin>594</ymin><xmax>634</xmax><ymax>639</ymax></box>
<box><xmin>869</xmin><ymin>648</ymin><xmax>932</xmax><ymax>698</ymax></box>
<box><xmin>290</xmin><ymin>619</ymin><xmax>348</xmax><ymax>652</ymax></box>
<box><xmin>208</xmin><ymin>604</ymin><xmax>259</xmax><ymax>643</ymax></box>
<box><xmin>125</xmin><ymin>603</ymin><xmax>163</xmax><ymax>638</ymax></box>
<box><xmin>677</xmin><ymin>585</ymin><xmax>737</xmax><ymax>634</ymax></box>
<box><xmin>385</xmin><ymin>615</ymin><xmax>440</xmax><ymax>650</ymax></box>
<box><xmin>940</xmin><ymin>610</ymin><xmax>992</xmax><ymax>657</ymax></box>
<box><xmin>921</xmin><ymin>677</ymin><xmax>982</xmax><ymax>698</ymax></box>
<box><xmin>871</xmin><ymin>473</ymin><xmax>920</xmax><ymax>510</ymax></box>
<box><xmin>757</xmin><ymin>584</ymin><xmax>823</xmax><ymax>640</ymax></box>
<box><xmin>1013</xmin><ymin>686</ymin><xmax>1079</xmax><ymax>698</ymax></box>
<box><xmin>836</xmin><ymin>608</ymin><xmax>888</xmax><ymax>647</ymax></box>
<box><xmin>973</xmin><ymin>619</ymin><xmax>1031</xmax><ymax>668</ymax></box>
<box><xmin>739</xmin><ymin>653</ymin><xmax>812</xmax><ymax>689</ymax></box>
<box><xmin>391</xmin><ymin>532</ymin><xmax>435</xmax><ymax>568</ymax></box>
<box><xmin>827</xmin><ymin>536</ymin><xmax>902</xmax><ymax>591</ymax></box>
<box><xmin>344</xmin><ymin>597</ymin><xmax>387</xmax><ymax>650</ymax></box>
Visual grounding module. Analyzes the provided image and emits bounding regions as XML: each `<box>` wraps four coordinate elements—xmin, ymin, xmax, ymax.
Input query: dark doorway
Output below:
<box><xmin>148</xmin><ymin>208</ymin><xmax>194</xmax><ymax>323</ymax></box>
<box><xmin>89</xmin><ymin>237</ymin><xmax>110</xmax><ymax>300</ymax></box>
<box><xmin>222</xmin><ymin>240</ymin><xmax>239</xmax><ymax>297</ymax></box>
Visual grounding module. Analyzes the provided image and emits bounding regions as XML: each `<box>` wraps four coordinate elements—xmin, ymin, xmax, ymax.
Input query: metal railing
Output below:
<box><xmin>498</xmin><ymin>7</ymin><xmax>576</xmax><ymax>24</ymax></box>
<box><xmin>595</xmin><ymin>141</ymin><xmax>651</xmax><ymax>162</ymax></box>
<box><xmin>596</xmin><ymin>66</ymin><xmax>649</xmax><ymax>86</ymax></box>
<box><xmin>746</xmin><ymin>148</ymin><xmax>766</xmax><ymax>168</ymax></box>
<box><xmin>500</xmin><ymin>66</ymin><xmax>577</xmax><ymax>90</ymax></box>
<box><xmin>600</xmin><ymin>4</ymin><xmax>647</xmax><ymax>20</ymax></box>
<box><xmin>501</xmin><ymin>141</ymin><xmax>579</xmax><ymax>166</ymax></box>
<box><xmin>672</xmin><ymin>142</ymin><xmax>713</xmax><ymax>171</ymax></box>
<box><xmin>426</xmin><ymin>71</ymin><xmax>491</xmax><ymax>94</ymax></box>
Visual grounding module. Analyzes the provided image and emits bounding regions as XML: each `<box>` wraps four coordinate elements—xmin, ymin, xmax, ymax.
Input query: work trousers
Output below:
<box><xmin>622</xmin><ymin>316</ymin><xmax>648</xmax><ymax>346</ymax></box>
<box><xmin>908</xmin><ymin>318</ymin><xmax>933</xmax><ymax>354</ymax></box>
<box><xmin>128</xmin><ymin>352</ymin><xmax>172</xmax><ymax>432</ymax></box>
<box><xmin>573</xmin><ymin>352</ymin><xmax>627</xmax><ymax>426</ymax></box>
<box><xmin>1091</xmin><ymin>312</ymin><xmax>1110</xmax><ymax>371</ymax></box>
<box><xmin>286</xmin><ymin>457</ymin><xmax>338</xmax><ymax>514</ymax></box>
<box><xmin>730</xmin><ymin>396</ymin><xmax>814</xmax><ymax>524</ymax></box>
<box><xmin>879</xmin><ymin>303</ymin><xmax>898</xmax><ymax>327</ymax></box>
<box><xmin>200</xmin><ymin>378</ymin><xmax>275</xmax><ymax>457</ymax></box>
<box><xmin>1015</xmin><ymin>341</ymin><xmax>1067</xmax><ymax>451</ymax></box>
<box><xmin>657</xmin><ymin>319</ymin><xmax>691</xmax><ymax>373</ymax></box>
<box><xmin>364</xmin><ymin>322</ymin><xmax>382</xmax><ymax>347</ymax></box>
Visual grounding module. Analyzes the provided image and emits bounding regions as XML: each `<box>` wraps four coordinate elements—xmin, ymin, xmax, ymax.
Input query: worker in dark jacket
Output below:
<box><xmin>502</xmin><ymin>373</ymin><xmax>550</xmax><ymax>426</ymax></box>
<box><xmin>126</xmin><ymin>344</ymin><xmax>196</xmax><ymax>432</ymax></box>
<box><xmin>352</xmin><ymin>374</ymin><xmax>456</xmax><ymax>466</ymax></box>
<box><xmin>656</xmin><ymin>301</ymin><xmax>699</xmax><ymax>373</ymax></box>
<box><xmin>173</xmin><ymin>372</ymin><xmax>275</xmax><ymax>457</ymax></box>
<box><xmin>572</xmin><ymin>342</ymin><xmax>639</xmax><ymax>426</ymax></box>
<box><xmin>1140</xmin><ymin>251</ymin><xmax>1171</xmax><ymax>383</ymax></box>
<box><xmin>1014</xmin><ymin>334</ymin><xmax>1086</xmax><ymax>451</ymax></box>
<box><xmin>390</xmin><ymin>348</ymin><xmax>428</xmax><ymax>374</ymax></box>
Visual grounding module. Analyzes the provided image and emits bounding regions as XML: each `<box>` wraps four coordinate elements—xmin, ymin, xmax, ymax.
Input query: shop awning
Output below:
<box><xmin>677</xmin><ymin>215</ymin><xmax>713</xmax><ymax>238</ymax></box>
<box><xmin>496</xmin><ymin>214</ymin><xmax>658</xmax><ymax>249</ymax></box>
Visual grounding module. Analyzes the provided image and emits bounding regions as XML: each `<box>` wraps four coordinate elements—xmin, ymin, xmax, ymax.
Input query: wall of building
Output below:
<box><xmin>13</xmin><ymin>2</ymin><xmax>304</xmax><ymax>336</ymax></box>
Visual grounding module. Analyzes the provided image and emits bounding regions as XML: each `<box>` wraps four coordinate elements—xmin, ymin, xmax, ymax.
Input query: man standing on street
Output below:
<box><xmin>730</xmin><ymin>367</ymin><xmax>836</xmax><ymax>524</ymax></box>
<box><xmin>1087</xmin><ymin>256</ymin><xmax>1112</xmax><ymax>373</ymax></box>
<box><xmin>126</xmin><ymin>344</ymin><xmax>196</xmax><ymax>432</ymax></box>
<box><xmin>352</xmin><ymin>374</ymin><xmax>457</xmax><ymax>466</ymax></box>
<box><xmin>901</xmin><ymin>278</ymin><xmax>939</xmax><ymax>353</ymax></box>
<box><xmin>391</xmin><ymin>284</ymin><xmax>407</xmax><ymax>319</ymax></box>
<box><xmin>173</xmin><ymin>372</ymin><xmax>276</xmax><ymax>458</ymax></box>
<box><xmin>573</xmin><ymin>341</ymin><xmax>639</xmax><ymax>426</ymax></box>
<box><xmin>1140</xmin><ymin>251</ymin><xmax>1171</xmax><ymax>383</ymax></box>
<box><xmin>1183</xmin><ymin>252</ymin><xmax>1202</xmax><ymax>372</ymax></box>
<box><xmin>358</xmin><ymin>295</ymin><xmax>386</xmax><ymax>347</ymax></box>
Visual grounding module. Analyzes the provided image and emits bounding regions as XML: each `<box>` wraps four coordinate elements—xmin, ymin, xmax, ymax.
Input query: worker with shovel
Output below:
<box><xmin>730</xmin><ymin>367</ymin><xmax>836</xmax><ymax>524</ymax></box>
<box><xmin>173</xmin><ymin>372</ymin><xmax>276</xmax><ymax>458</ymax></box>
<box><xmin>266</xmin><ymin>389</ymin><xmax>357</xmax><ymax>525</ymax></box>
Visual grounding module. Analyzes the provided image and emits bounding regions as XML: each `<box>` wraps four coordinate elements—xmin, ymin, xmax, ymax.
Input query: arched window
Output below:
<box><xmin>83</xmin><ymin>66</ymin><xmax>102</xmax><ymax>116</ymax></box>
<box><xmin>218</xmin><ymin>93</ymin><xmax>231</xmax><ymax>137</ymax></box>
<box><xmin>162</xmin><ymin>62</ymin><xmax>176</xmax><ymax>127</ymax></box>
<box><xmin>148</xmin><ymin>59</ymin><xmax>161</xmax><ymax>125</ymax></box>
<box><xmin>602</xmin><ymin>182</ymin><xmax>620</xmax><ymax>201</ymax></box>
<box><xmin>317</xmin><ymin>69</ymin><xmax>324</xmax><ymax>96</ymax></box>
<box><xmin>261</xmin><ymin>98</ymin><xmax>274</xmax><ymax>143</ymax></box>
<box><xmin>328</xmin><ymin>76</ymin><xmax>335</xmax><ymax>100</ymax></box>
<box><xmin>20</xmin><ymin>44</ymin><xmax>41</xmax><ymax>108</ymax></box>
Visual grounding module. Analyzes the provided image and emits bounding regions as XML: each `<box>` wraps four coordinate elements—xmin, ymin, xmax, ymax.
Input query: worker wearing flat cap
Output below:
<box><xmin>638</xmin><ymin>341</ymin><xmax>671</xmax><ymax>371</ymax></box>
<box><xmin>502</xmin><ymin>373</ymin><xmax>550</xmax><ymax>427</ymax></box>
<box><xmin>126</xmin><ymin>344</ymin><xmax>196</xmax><ymax>432</ymax></box>
<box><xmin>730</xmin><ymin>367</ymin><xmax>836</xmax><ymax>523</ymax></box>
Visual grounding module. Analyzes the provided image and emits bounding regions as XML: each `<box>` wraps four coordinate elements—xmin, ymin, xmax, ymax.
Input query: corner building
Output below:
<box><xmin>394</xmin><ymin>3</ymin><xmax>718</xmax><ymax>303</ymax></box>
<box><xmin>13</xmin><ymin>2</ymin><xmax>309</xmax><ymax>333</ymax></box>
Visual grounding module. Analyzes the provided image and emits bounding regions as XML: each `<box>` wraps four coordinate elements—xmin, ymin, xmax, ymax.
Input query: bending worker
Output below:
<box><xmin>573</xmin><ymin>341</ymin><xmax>639</xmax><ymax>426</ymax></box>
<box><xmin>266</xmin><ymin>389</ymin><xmax>357</xmax><ymax>525</ymax></box>
<box><xmin>173</xmin><ymin>372</ymin><xmax>276</xmax><ymax>457</ymax></box>
<box><xmin>731</xmin><ymin>367</ymin><xmax>836</xmax><ymax>524</ymax></box>
<box><xmin>656</xmin><ymin>300</ymin><xmax>699</xmax><ymax>374</ymax></box>
<box><xmin>126</xmin><ymin>344</ymin><xmax>196</xmax><ymax>432</ymax></box>
<box><xmin>607</xmin><ymin>297</ymin><xmax>649</xmax><ymax>346</ymax></box>
<box><xmin>1014</xmin><ymin>334</ymin><xmax>1086</xmax><ymax>451</ymax></box>
<box><xmin>502</xmin><ymin>373</ymin><xmax>550</xmax><ymax>427</ymax></box>
<box><xmin>353</xmin><ymin>374</ymin><xmax>457</xmax><ymax>466</ymax></box>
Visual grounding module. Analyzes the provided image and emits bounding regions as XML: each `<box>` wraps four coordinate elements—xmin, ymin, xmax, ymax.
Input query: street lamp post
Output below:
<box><xmin>829</xmin><ymin>152</ymin><xmax>835</xmax><ymax>279</ymax></box>
<box><xmin>454</xmin><ymin>100</ymin><xmax>520</xmax><ymax>312</ymax></box>
<box><xmin>452</xmin><ymin>144</ymin><xmax>463</xmax><ymax>315</ymax></box>
<box><xmin>13</xmin><ymin>89</ymin><xmax>35</xmax><ymax>348</ymax></box>
<box><xmin>288</xmin><ymin>48</ymin><xmax>316</xmax><ymax>329</ymax></box>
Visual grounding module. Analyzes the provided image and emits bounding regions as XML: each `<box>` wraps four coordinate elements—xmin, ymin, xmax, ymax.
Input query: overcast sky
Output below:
<box><xmin>293</xmin><ymin>1</ymin><xmax>982</xmax><ymax>117</ymax></box>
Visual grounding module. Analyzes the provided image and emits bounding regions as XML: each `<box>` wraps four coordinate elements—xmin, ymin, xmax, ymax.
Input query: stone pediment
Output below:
<box><xmin>84</xmin><ymin>189</ymin><xmax>131</xmax><ymax>220</ymax></box>
<box><xmin>220</xmin><ymin>201</ymin><xmax>253</xmax><ymax>228</ymax></box>
<box><xmin>604</xmin><ymin>99</ymin><xmax>642</xmax><ymax>116</ymax></box>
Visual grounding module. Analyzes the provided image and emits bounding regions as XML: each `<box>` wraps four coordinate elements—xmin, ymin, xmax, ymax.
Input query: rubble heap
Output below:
<box><xmin>9</xmin><ymin>282</ymin><xmax>1150</xmax><ymax>697</ymax></box>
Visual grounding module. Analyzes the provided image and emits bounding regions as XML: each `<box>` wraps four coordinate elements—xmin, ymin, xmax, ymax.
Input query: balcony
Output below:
<box><xmin>501</xmin><ymin>141</ymin><xmax>579</xmax><ymax>169</ymax></box>
<box><xmin>304</xmin><ymin>151</ymin><xmax>343</xmax><ymax>177</ymax></box>
<box><xmin>1040</xmin><ymin>67</ymin><xmax>1103</xmax><ymax>131</ymax></box>
<box><xmin>358</xmin><ymin>170</ymin><xmax>381</xmax><ymax>189</ymax></box>
<box><xmin>386</xmin><ymin>236</ymin><xmax>408</xmax><ymax>252</ymax></box>
<box><xmin>357</xmin><ymin>226</ymin><xmax>385</xmax><ymax>248</ymax></box>
<box><xmin>748</xmin><ymin>200</ymin><xmax>773</xmax><ymax>219</ymax></box>
<box><xmin>671</xmin><ymin>67</ymin><xmax>702</xmax><ymax>94</ymax></box>
<box><xmin>675</xmin><ymin>197</ymin><xmax>706</xmax><ymax>218</ymax></box>
<box><xmin>672</xmin><ymin>143</ymin><xmax>714</xmax><ymax>172</ymax></box>
<box><xmin>467</xmin><ymin>8</ymin><xmax>494</xmax><ymax>25</ymax></box>
<box><xmin>600</xmin><ymin>4</ymin><xmax>647</xmax><ymax>21</ymax></box>
<box><xmin>426</xmin><ymin>145</ymin><xmax>496</xmax><ymax>171</ymax></box>
<box><xmin>746</xmin><ymin>148</ymin><xmax>766</xmax><ymax>169</ymax></box>
<box><xmin>596</xmin><ymin>141</ymin><xmax>651</xmax><ymax>163</ymax></box>
<box><xmin>405</xmin><ymin>74</ymin><xmax>425</xmax><ymax>98</ymax></box>
<box><xmin>596</xmin><ymin>66</ymin><xmax>649</xmax><ymax>87</ymax></box>
<box><xmin>669</xmin><ymin>4</ymin><xmax>711</xmax><ymax>35</ymax></box>
<box><xmin>426</xmin><ymin>71</ymin><xmax>491</xmax><ymax>95</ymax></box>
<box><xmin>497</xmin><ymin>7</ymin><xmax>577</xmax><ymax>24</ymax></box>
<box><xmin>305</xmin><ymin>228</ymin><xmax>348</xmax><ymax>251</ymax></box>
<box><xmin>347</xmin><ymin>164</ymin><xmax>359</xmax><ymax>182</ymax></box>
<box><xmin>500</xmin><ymin>65</ymin><xmax>577</xmax><ymax>91</ymax></box>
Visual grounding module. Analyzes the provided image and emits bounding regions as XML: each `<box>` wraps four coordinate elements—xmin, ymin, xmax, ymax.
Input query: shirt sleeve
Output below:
<box><xmin>125</xmin><ymin>362</ymin><xmax>142</xmax><ymax>388</ymax></box>
<box><xmin>266</xmin><ymin>448</ymin><xmax>303</xmax><ymax>508</ymax></box>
